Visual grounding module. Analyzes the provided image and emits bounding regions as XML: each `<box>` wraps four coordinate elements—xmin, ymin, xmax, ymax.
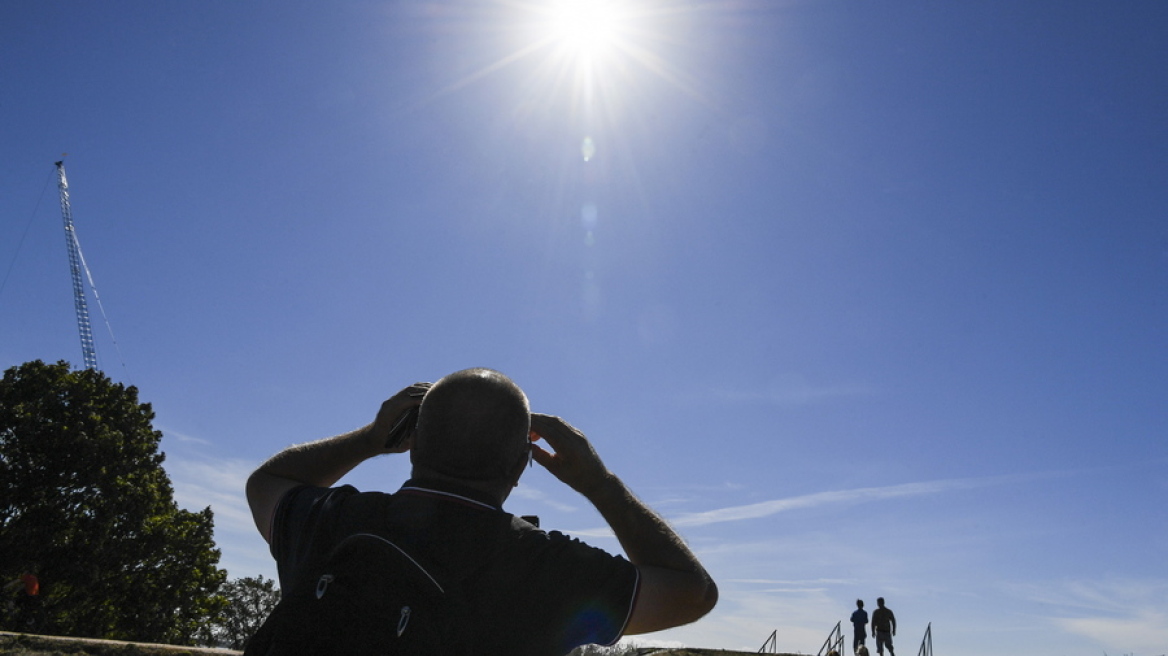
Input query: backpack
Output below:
<box><xmin>244</xmin><ymin>532</ymin><xmax>470</xmax><ymax>656</ymax></box>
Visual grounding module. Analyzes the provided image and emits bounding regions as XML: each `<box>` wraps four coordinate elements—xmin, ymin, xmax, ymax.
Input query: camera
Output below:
<box><xmin>384</xmin><ymin>406</ymin><xmax>420</xmax><ymax>449</ymax></box>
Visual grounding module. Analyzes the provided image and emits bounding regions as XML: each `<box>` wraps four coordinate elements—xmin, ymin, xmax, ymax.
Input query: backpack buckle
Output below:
<box><xmin>315</xmin><ymin>574</ymin><xmax>335</xmax><ymax>599</ymax></box>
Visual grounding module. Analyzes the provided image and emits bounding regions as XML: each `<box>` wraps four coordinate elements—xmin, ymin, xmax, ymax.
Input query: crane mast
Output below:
<box><xmin>55</xmin><ymin>161</ymin><xmax>98</xmax><ymax>370</ymax></box>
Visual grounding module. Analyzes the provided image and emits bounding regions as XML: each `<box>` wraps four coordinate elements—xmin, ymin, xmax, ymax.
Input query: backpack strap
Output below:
<box><xmin>246</xmin><ymin>532</ymin><xmax>464</xmax><ymax>656</ymax></box>
<box><xmin>246</xmin><ymin>492</ymin><xmax>489</xmax><ymax>656</ymax></box>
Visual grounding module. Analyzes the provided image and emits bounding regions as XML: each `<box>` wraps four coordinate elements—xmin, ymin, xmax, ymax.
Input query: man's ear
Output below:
<box><xmin>508</xmin><ymin>446</ymin><xmax>529</xmax><ymax>488</ymax></box>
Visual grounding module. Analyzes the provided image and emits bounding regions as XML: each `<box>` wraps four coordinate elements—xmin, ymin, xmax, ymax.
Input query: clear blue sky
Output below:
<box><xmin>3</xmin><ymin>2</ymin><xmax>1166</xmax><ymax>654</ymax></box>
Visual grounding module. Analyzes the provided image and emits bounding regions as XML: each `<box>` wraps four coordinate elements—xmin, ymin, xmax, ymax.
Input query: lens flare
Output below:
<box><xmin>581</xmin><ymin>203</ymin><xmax>598</xmax><ymax>231</ymax></box>
<box><xmin>581</xmin><ymin>136</ymin><xmax>596</xmax><ymax>161</ymax></box>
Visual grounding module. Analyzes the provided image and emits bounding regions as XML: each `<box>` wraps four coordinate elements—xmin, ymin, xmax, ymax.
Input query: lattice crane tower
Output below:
<box><xmin>54</xmin><ymin>161</ymin><xmax>98</xmax><ymax>370</ymax></box>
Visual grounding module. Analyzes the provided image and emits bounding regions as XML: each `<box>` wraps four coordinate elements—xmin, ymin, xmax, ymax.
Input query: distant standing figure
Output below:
<box><xmin>850</xmin><ymin>598</ymin><xmax>868</xmax><ymax>655</ymax></box>
<box><xmin>872</xmin><ymin>597</ymin><xmax>897</xmax><ymax>656</ymax></box>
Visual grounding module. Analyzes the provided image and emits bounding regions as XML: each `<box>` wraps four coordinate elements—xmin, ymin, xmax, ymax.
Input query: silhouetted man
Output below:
<box><xmin>246</xmin><ymin>368</ymin><xmax>717</xmax><ymax>655</ymax></box>
<box><xmin>872</xmin><ymin>597</ymin><xmax>896</xmax><ymax>656</ymax></box>
<box><xmin>850</xmin><ymin>599</ymin><xmax>868</xmax><ymax>655</ymax></box>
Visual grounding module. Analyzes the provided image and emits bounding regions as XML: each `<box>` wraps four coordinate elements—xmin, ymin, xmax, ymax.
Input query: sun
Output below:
<box><xmin>413</xmin><ymin>0</ymin><xmax>705</xmax><ymax>123</ymax></box>
<box><xmin>547</xmin><ymin>0</ymin><xmax>628</xmax><ymax>62</ymax></box>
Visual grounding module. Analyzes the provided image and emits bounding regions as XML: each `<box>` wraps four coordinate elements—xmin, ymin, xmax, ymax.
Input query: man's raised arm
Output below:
<box><xmin>245</xmin><ymin>383</ymin><xmax>429</xmax><ymax>543</ymax></box>
<box><xmin>529</xmin><ymin>413</ymin><xmax>718</xmax><ymax>635</ymax></box>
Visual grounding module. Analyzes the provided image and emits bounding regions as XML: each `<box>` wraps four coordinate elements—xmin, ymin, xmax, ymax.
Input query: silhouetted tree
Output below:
<box><xmin>201</xmin><ymin>575</ymin><xmax>281</xmax><ymax>649</ymax></box>
<box><xmin>0</xmin><ymin>360</ymin><xmax>226</xmax><ymax>644</ymax></box>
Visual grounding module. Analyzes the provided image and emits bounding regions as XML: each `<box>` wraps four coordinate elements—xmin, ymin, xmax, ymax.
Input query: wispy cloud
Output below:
<box><xmin>1008</xmin><ymin>579</ymin><xmax>1168</xmax><ymax>654</ymax></box>
<box><xmin>666</xmin><ymin>586</ymin><xmax>841</xmax><ymax>653</ymax></box>
<box><xmin>669</xmin><ymin>477</ymin><xmax>995</xmax><ymax>528</ymax></box>
<box><xmin>156</xmin><ymin>423</ymin><xmax>212</xmax><ymax>446</ymax></box>
<box><xmin>564</xmin><ymin>526</ymin><xmax>617</xmax><ymax>539</ymax></box>
<box><xmin>561</xmin><ymin>477</ymin><xmax>1004</xmax><ymax>540</ymax></box>
<box><xmin>728</xmin><ymin>578</ymin><xmax>860</xmax><ymax>586</ymax></box>
<box><xmin>1056</xmin><ymin>614</ymin><xmax>1168</xmax><ymax>655</ymax></box>
<box><xmin>511</xmin><ymin>483</ymin><xmax>581</xmax><ymax>513</ymax></box>
<box><xmin>166</xmin><ymin>456</ymin><xmax>255</xmax><ymax>535</ymax></box>
<box><xmin>160</xmin><ymin>437</ymin><xmax>276</xmax><ymax>580</ymax></box>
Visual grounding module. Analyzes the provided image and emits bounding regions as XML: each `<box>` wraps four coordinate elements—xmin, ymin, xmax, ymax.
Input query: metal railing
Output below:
<box><xmin>817</xmin><ymin>621</ymin><xmax>844</xmax><ymax>656</ymax></box>
<box><xmin>916</xmin><ymin>622</ymin><xmax>933</xmax><ymax>656</ymax></box>
<box><xmin>759</xmin><ymin>619</ymin><xmax>918</xmax><ymax>656</ymax></box>
<box><xmin>758</xmin><ymin>629</ymin><xmax>779</xmax><ymax>653</ymax></box>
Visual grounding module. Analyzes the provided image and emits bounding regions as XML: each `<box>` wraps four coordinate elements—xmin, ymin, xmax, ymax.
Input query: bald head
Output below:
<box><xmin>411</xmin><ymin>368</ymin><xmax>530</xmax><ymax>482</ymax></box>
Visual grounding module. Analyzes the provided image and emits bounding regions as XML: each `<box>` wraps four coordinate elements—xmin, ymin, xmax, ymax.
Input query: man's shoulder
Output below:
<box><xmin>521</xmin><ymin>527</ymin><xmax>623</xmax><ymax>557</ymax></box>
<box><xmin>466</xmin><ymin>526</ymin><xmax>638</xmax><ymax>654</ymax></box>
<box><xmin>281</xmin><ymin>482</ymin><xmax>363</xmax><ymax>509</ymax></box>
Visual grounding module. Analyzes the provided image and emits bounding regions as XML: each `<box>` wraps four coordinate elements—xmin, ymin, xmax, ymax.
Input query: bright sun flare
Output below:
<box><xmin>548</xmin><ymin>0</ymin><xmax>628</xmax><ymax>60</ymax></box>
<box><xmin>422</xmin><ymin>0</ymin><xmax>700</xmax><ymax>122</ymax></box>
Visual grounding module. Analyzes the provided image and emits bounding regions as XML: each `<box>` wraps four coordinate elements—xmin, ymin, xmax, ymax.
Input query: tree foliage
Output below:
<box><xmin>200</xmin><ymin>575</ymin><xmax>281</xmax><ymax>649</ymax></box>
<box><xmin>0</xmin><ymin>360</ymin><xmax>226</xmax><ymax>644</ymax></box>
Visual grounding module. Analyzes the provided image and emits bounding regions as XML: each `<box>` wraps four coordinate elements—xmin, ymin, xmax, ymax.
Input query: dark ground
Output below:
<box><xmin>0</xmin><ymin>632</ymin><xmax>797</xmax><ymax>656</ymax></box>
<box><xmin>0</xmin><ymin>633</ymin><xmax>236</xmax><ymax>656</ymax></box>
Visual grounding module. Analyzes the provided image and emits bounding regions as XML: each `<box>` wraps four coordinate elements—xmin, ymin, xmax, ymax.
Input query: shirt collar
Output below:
<box><xmin>399</xmin><ymin>477</ymin><xmax>502</xmax><ymax>511</ymax></box>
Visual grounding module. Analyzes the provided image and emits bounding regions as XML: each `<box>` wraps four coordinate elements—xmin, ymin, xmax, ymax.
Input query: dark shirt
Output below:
<box><xmin>851</xmin><ymin>608</ymin><xmax>868</xmax><ymax>632</ymax></box>
<box><xmin>872</xmin><ymin>607</ymin><xmax>896</xmax><ymax>633</ymax></box>
<box><xmin>270</xmin><ymin>479</ymin><xmax>639</xmax><ymax>656</ymax></box>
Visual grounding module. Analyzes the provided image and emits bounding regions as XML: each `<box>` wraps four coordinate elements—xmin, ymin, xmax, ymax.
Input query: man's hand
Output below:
<box><xmin>529</xmin><ymin>413</ymin><xmax>611</xmax><ymax>496</ymax></box>
<box><xmin>370</xmin><ymin>382</ymin><xmax>431</xmax><ymax>454</ymax></box>
<box><xmin>246</xmin><ymin>382</ymin><xmax>431</xmax><ymax>543</ymax></box>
